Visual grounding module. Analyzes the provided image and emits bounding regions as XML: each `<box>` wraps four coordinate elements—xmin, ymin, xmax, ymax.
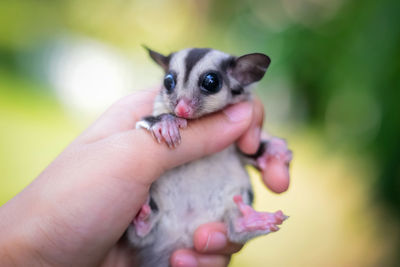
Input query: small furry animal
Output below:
<box><xmin>127</xmin><ymin>47</ymin><xmax>292</xmax><ymax>267</ymax></box>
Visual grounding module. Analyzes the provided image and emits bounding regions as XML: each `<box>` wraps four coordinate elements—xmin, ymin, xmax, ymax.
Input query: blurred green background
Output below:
<box><xmin>1</xmin><ymin>0</ymin><xmax>399</xmax><ymax>266</ymax></box>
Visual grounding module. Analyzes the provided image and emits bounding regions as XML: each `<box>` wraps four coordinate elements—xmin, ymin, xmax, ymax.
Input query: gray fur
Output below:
<box><xmin>127</xmin><ymin>147</ymin><xmax>252</xmax><ymax>266</ymax></box>
<box><xmin>129</xmin><ymin>48</ymin><xmax>275</xmax><ymax>266</ymax></box>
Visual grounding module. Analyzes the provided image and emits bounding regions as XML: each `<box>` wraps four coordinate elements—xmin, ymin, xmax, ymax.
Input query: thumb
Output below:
<box><xmin>104</xmin><ymin>101</ymin><xmax>253</xmax><ymax>184</ymax></box>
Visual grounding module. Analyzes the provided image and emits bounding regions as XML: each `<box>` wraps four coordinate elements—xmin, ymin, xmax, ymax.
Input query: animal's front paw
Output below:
<box><xmin>233</xmin><ymin>195</ymin><xmax>287</xmax><ymax>234</ymax></box>
<box><xmin>254</xmin><ymin>137</ymin><xmax>292</xmax><ymax>192</ymax></box>
<box><xmin>136</xmin><ymin>113</ymin><xmax>187</xmax><ymax>148</ymax></box>
<box><xmin>257</xmin><ymin>137</ymin><xmax>292</xmax><ymax>170</ymax></box>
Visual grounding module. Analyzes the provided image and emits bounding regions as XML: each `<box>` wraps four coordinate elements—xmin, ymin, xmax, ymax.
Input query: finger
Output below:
<box><xmin>171</xmin><ymin>249</ymin><xmax>230</xmax><ymax>267</ymax></box>
<box><xmin>76</xmin><ymin>88</ymin><xmax>159</xmax><ymax>144</ymax></box>
<box><xmin>236</xmin><ymin>98</ymin><xmax>264</xmax><ymax>154</ymax></box>
<box><xmin>99</xmin><ymin>101</ymin><xmax>254</xmax><ymax>184</ymax></box>
<box><xmin>193</xmin><ymin>222</ymin><xmax>243</xmax><ymax>255</ymax></box>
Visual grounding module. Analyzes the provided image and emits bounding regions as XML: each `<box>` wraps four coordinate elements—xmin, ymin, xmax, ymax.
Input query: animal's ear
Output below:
<box><xmin>229</xmin><ymin>53</ymin><xmax>271</xmax><ymax>86</ymax></box>
<box><xmin>143</xmin><ymin>45</ymin><xmax>170</xmax><ymax>71</ymax></box>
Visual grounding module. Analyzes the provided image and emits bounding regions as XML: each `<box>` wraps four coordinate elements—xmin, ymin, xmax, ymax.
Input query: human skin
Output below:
<box><xmin>0</xmin><ymin>89</ymin><xmax>290</xmax><ymax>267</ymax></box>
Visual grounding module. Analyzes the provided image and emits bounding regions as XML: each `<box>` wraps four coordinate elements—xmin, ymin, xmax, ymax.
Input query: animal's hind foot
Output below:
<box><xmin>233</xmin><ymin>195</ymin><xmax>287</xmax><ymax>234</ymax></box>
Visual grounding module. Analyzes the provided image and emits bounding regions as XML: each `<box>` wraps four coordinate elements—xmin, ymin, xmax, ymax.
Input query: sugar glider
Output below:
<box><xmin>127</xmin><ymin>47</ymin><xmax>292</xmax><ymax>267</ymax></box>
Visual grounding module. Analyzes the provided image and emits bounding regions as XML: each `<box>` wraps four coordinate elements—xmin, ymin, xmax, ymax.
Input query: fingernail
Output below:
<box><xmin>203</xmin><ymin>232</ymin><xmax>227</xmax><ymax>252</ymax></box>
<box><xmin>173</xmin><ymin>254</ymin><xmax>198</xmax><ymax>267</ymax></box>
<box><xmin>223</xmin><ymin>102</ymin><xmax>252</xmax><ymax>122</ymax></box>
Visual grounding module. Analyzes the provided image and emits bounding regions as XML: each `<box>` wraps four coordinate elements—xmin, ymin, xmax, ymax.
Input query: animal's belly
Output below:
<box><xmin>150</xmin><ymin>146</ymin><xmax>250</xmax><ymax>248</ymax></box>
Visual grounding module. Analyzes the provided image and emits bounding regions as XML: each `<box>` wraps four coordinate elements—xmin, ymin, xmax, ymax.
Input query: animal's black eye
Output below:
<box><xmin>164</xmin><ymin>73</ymin><xmax>176</xmax><ymax>93</ymax></box>
<box><xmin>201</xmin><ymin>72</ymin><xmax>221</xmax><ymax>94</ymax></box>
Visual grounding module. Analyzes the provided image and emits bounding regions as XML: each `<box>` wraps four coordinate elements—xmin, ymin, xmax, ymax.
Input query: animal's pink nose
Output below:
<box><xmin>175</xmin><ymin>98</ymin><xmax>193</xmax><ymax>118</ymax></box>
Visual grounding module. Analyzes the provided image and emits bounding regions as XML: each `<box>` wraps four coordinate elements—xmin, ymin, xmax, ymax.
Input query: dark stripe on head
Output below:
<box><xmin>217</xmin><ymin>56</ymin><xmax>234</xmax><ymax>92</ymax></box>
<box><xmin>184</xmin><ymin>48</ymin><xmax>211</xmax><ymax>83</ymax></box>
<box><xmin>220</xmin><ymin>56</ymin><xmax>235</xmax><ymax>73</ymax></box>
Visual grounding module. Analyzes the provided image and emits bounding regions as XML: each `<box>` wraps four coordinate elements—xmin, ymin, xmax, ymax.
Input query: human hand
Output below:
<box><xmin>0</xmin><ymin>88</ymin><xmax>288</xmax><ymax>267</ymax></box>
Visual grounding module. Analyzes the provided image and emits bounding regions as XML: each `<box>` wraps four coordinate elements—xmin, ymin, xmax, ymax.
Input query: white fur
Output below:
<box><xmin>135</xmin><ymin>120</ymin><xmax>151</xmax><ymax>130</ymax></box>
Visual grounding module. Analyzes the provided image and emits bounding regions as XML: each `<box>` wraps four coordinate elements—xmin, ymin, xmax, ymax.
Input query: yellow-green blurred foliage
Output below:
<box><xmin>1</xmin><ymin>0</ymin><xmax>399</xmax><ymax>266</ymax></box>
